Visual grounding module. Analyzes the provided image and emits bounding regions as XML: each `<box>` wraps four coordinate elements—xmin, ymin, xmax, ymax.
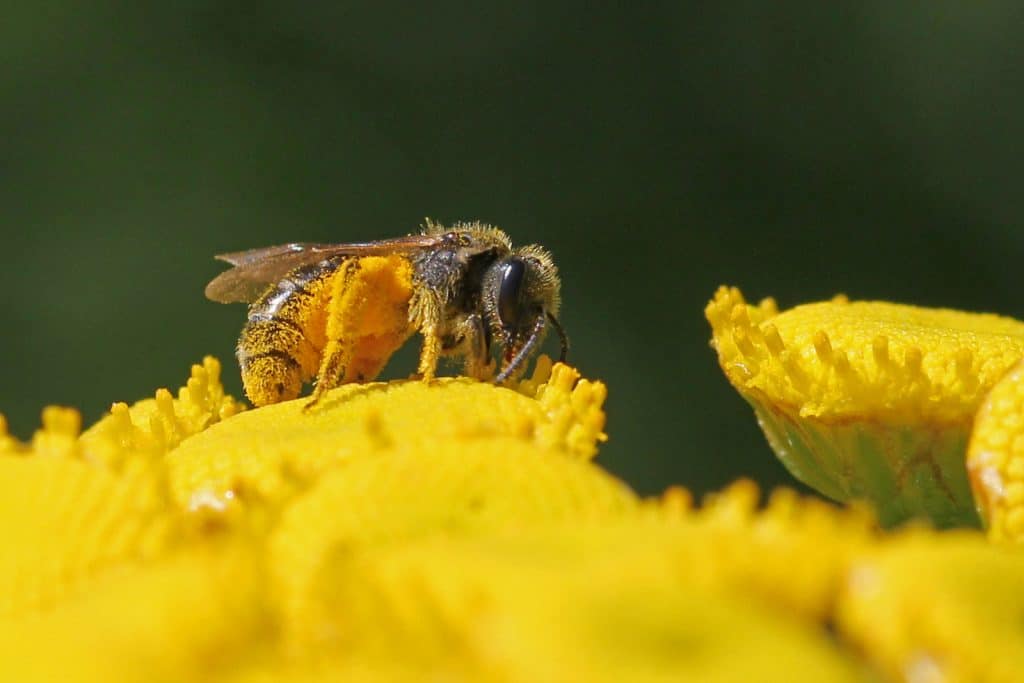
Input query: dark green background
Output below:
<box><xmin>3</xmin><ymin>2</ymin><xmax>1023</xmax><ymax>498</ymax></box>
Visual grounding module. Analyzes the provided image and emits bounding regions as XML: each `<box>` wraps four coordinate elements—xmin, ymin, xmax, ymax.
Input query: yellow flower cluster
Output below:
<box><xmin>1</xmin><ymin>355</ymin><xmax>1023</xmax><ymax>681</ymax></box>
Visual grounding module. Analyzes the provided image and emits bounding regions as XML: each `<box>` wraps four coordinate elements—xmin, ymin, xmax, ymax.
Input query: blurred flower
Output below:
<box><xmin>706</xmin><ymin>285</ymin><xmax>1024</xmax><ymax>527</ymax></box>
<box><xmin>967</xmin><ymin>358</ymin><xmax>1024</xmax><ymax>542</ymax></box>
<box><xmin>0</xmin><ymin>354</ymin><xmax>1020</xmax><ymax>681</ymax></box>
<box><xmin>838</xmin><ymin>529</ymin><xmax>1024</xmax><ymax>683</ymax></box>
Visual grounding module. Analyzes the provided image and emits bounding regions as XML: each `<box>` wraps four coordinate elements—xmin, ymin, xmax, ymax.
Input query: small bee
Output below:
<box><xmin>205</xmin><ymin>220</ymin><xmax>568</xmax><ymax>408</ymax></box>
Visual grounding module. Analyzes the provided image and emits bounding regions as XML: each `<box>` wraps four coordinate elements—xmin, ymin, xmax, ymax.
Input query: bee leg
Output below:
<box><xmin>304</xmin><ymin>259</ymin><xmax>360</xmax><ymax>410</ymax></box>
<box><xmin>304</xmin><ymin>339</ymin><xmax>351</xmax><ymax>410</ymax></box>
<box><xmin>410</xmin><ymin>291</ymin><xmax>444</xmax><ymax>382</ymax></box>
<box><xmin>416</xmin><ymin>327</ymin><xmax>442</xmax><ymax>382</ymax></box>
<box><xmin>458</xmin><ymin>314</ymin><xmax>494</xmax><ymax>380</ymax></box>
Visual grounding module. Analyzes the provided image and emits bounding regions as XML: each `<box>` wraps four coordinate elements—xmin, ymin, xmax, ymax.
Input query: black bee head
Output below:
<box><xmin>481</xmin><ymin>245</ymin><xmax>567</xmax><ymax>382</ymax></box>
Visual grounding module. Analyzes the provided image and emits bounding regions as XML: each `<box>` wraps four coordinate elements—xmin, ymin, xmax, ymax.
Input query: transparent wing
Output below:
<box><xmin>205</xmin><ymin>235</ymin><xmax>443</xmax><ymax>303</ymax></box>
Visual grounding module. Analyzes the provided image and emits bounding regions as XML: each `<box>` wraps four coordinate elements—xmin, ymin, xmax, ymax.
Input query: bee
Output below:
<box><xmin>205</xmin><ymin>220</ymin><xmax>568</xmax><ymax>408</ymax></box>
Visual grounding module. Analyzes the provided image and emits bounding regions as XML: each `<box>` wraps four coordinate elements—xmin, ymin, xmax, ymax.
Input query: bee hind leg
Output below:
<box><xmin>305</xmin><ymin>258</ymin><xmax>361</xmax><ymax>411</ymax></box>
<box><xmin>304</xmin><ymin>339</ymin><xmax>352</xmax><ymax>410</ymax></box>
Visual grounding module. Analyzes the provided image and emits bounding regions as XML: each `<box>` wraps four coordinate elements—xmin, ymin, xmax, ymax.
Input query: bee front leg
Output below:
<box><xmin>410</xmin><ymin>290</ymin><xmax>444</xmax><ymax>382</ymax></box>
<box><xmin>417</xmin><ymin>326</ymin><xmax>442</xmax><ymax>382</ymax></box>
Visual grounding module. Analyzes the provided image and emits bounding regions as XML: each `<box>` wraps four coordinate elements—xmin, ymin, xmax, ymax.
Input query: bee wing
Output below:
<box><xmin>205</xmin><ymin>235</ymin><xmax>444</xmax><ymax>303</ymax></box>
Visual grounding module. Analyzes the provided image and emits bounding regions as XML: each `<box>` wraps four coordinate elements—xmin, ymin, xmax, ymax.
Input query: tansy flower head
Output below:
<box><xmin>166</xmin><ymin>357</ymin><xmax>609</xmax><ymax>525</ymax></box>
<box><xmin>706</xmin><ymin>285</ymin><xmax>1024</xmax><ymax>527</ymax></box>
<box><xmin>967</xmin><ymin>357</ymin><xmax>1024</xmax><ymax>542</ymax></box>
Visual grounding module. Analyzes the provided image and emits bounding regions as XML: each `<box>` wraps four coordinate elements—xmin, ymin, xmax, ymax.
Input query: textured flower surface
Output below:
<box><xmin>707</xmin><ymin>285</ymin><xmax>1024</xmax><ymax>528</ymax></box>
<box><xmin>1</xmin><ymin>354</ymin><xmax>1023</xmax><ymax>681</ymax></box>
<box><xmin>967</xmin><ymin>358</ymin><xmax>1024</xmax><ymax>542</ymax></box>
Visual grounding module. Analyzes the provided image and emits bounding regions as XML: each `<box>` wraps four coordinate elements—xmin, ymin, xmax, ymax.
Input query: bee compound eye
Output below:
<box><xmin>497</xmin><ymin>258</ymin><xmax>526</xmax><ymax>328</ymax></box>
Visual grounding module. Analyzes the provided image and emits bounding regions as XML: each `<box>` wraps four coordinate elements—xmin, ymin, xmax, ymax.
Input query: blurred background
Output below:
<box><xmin>2</xmin><ymin>2</ymin><xmax>1023</xmax><ymax>497</ymax></box>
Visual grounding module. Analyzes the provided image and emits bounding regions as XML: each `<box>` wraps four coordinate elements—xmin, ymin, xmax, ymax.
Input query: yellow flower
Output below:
<box><xmin>967</xmin><ymin>358</ymin><xmax>1024</xmax><ymax>542</ymax></box>
<box><xmin>291</xmin><ymin>517</ymin><xmax>869</xmax><ymax>682</ymax></box>
<box><xmin>837</xmin><ymin>529</ymin><xmax>1024</xmax><ymax>683</ymax></box>
<box><xmin>2</xmin><ymin>352</ymin><xmax>1021</xmax><ymax>681</ymax></box>
<box><xmin>164</xmin><ymin>355</ymin><xmax>608</xmax><ymax>524</ymax></box>
<box><xmin>0</xmin><ymin>542</ymin><xmax>270</xmax><ymax>683</ymax></box>
<box><xmin>706</xmin><ymin>285</ymin><xmax>1024</xmax><ymax>527</ymax></box>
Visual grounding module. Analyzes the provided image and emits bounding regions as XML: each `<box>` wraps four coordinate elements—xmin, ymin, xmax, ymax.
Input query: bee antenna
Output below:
<box><xmin>547</xmin><ymin>312</ymin><xmax>569</xmax><ymax>362</ymax></box>
<box><xmin>496</xmin><ymin>316</ymin><xmax>546</xmax><ymax>384</ymax></box>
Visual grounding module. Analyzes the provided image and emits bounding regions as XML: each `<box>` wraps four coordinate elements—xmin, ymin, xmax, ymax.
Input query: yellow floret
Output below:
<box><xmin>80</xmin><ymin>356</ymin><xmax>244</xmax><ymax>471</ymax></box>
<box><xmin>0</xmin><ymin>415</ymin><xmax>20</xmax><ymax>456</ymax></box>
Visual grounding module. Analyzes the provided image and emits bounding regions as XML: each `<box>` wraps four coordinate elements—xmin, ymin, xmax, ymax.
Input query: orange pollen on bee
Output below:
<box><xmin>238</xmin><ymin>255</ymin><xmax>416</xmax><ymax>406</ymax></box>
<box><xmin>333</xmin><ymin>256</ymin><xmax>415</xmax><ymax>339</ymax></box>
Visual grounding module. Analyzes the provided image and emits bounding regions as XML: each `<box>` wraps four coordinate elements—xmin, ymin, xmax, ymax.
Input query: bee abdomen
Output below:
<box><xmin>237</xmin><ymin>317</ymin><xmax>320</xmax><ymax>406</ymax></box>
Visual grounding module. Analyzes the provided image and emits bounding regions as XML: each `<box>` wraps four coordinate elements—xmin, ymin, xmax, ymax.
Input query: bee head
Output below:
<box><xmin>482</xmin><ymin>245</ymin><xmax>567</xmax><ymax>382</ymax></box>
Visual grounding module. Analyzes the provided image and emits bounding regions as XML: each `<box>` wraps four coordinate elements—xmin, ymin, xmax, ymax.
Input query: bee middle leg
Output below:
<box><xmin>446</xmin><ymin>313</ymin><xmax>493</xmax><ymax>380</ymax></box>
<box><xmin>305</xmin><ymin>339</ymin><xmax>353</xmax><ymax>409</ymax></box>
